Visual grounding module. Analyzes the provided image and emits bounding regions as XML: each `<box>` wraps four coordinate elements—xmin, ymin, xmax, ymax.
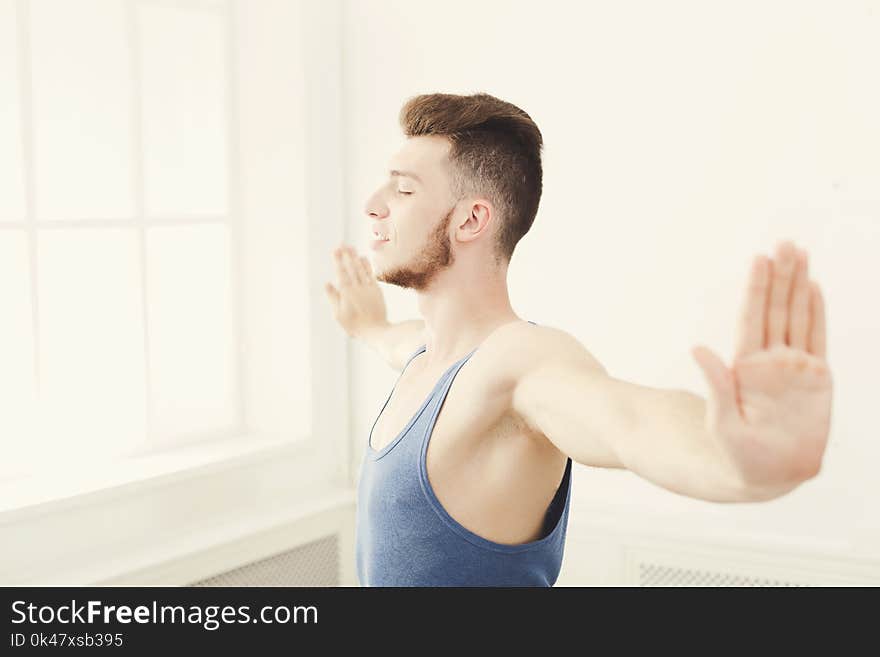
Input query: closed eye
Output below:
<box><xmin>397</xmin><ymin>190</ymin><xmax>413</xmax><ymax>195</ymax></box>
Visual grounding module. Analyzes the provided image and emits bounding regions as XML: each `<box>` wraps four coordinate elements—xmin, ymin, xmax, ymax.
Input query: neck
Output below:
<box><xmin>415</xmin><ymin>260</ymin><xmax>520</xmax><ymax>369</ymax></box>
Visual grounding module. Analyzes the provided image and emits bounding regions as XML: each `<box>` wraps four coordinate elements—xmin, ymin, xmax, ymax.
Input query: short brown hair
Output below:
<box><xmin>399</xmin><ymin>92</ymin><xmax>543</xmax><ymax>264</ymax></box>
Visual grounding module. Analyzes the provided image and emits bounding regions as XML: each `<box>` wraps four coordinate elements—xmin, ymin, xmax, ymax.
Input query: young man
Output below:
<box><xmin>324</xmin><ymin>92</ymin><xmax>833</xmax><ymax>586</ymax></box>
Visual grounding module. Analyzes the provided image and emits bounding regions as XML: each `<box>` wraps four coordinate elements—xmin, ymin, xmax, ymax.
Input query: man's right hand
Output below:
<box><xmin>324</xmin><ymin>244</ymin><xmax>389</xmax><ymax>339</ymax></box>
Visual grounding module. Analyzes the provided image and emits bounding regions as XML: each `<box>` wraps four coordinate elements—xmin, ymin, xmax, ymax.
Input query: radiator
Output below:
<box><xmin>638</xmin><ymin>562</ymin><xmax>809</xmax><ymax>587</ymax></box>
<box><xmin>188</xmin><ymin>534</ymin><xmax>340</xmax><ymax>587</ymax></box>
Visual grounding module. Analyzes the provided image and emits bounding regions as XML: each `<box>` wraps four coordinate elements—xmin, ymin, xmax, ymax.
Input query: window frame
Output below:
<box><xmin>0</xmin><ymin>0</ymin><xmax>352</xmax><ymax>584</ymax></box>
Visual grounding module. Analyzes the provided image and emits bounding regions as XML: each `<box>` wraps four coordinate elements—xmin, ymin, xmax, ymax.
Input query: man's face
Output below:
<box><xmin>363</xmin><ymin>135</ymin><xmax>460</xmax><ymax>291</ymax></box>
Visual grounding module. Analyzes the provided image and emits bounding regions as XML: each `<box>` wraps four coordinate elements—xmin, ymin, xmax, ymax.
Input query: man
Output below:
<box><xmin>323</xmin><ymin>92</ymin><xmax>833</xmax><ymax>586</ymax></box>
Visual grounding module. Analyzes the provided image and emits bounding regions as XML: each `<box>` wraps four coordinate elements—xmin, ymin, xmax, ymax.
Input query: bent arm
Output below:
<box><xmin>325</xmin><ymin>245</ymin><xmax>425</xmax><ymax>371</ymax></box>
<box><xmin>359</xmin><ymin>319</ymin><xmax>426</xmax><ymax>371</ymax></box>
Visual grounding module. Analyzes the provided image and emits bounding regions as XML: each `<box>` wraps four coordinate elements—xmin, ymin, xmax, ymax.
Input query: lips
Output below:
<box><xmin>370</xmin><ymin>228</ymin><xmax>390</xmax><ymax>250</ymax></box>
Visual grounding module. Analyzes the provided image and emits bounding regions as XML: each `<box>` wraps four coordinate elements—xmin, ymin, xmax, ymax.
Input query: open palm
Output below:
<box><xmin>692</xmin><ymin>240</ymin><xmax>833</xmax><ymax>488</ymax></box>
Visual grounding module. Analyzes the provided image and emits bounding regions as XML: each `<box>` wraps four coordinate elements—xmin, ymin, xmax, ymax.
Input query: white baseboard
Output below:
<box><xmin>557</xmin><ymin>505</ymin><xmax>880</xmax><ymax>586</ymax></box>
<box><xmin>99</xmin><ymin>492</ymin><xmax>357</xmax><ymax>586</ymax></box>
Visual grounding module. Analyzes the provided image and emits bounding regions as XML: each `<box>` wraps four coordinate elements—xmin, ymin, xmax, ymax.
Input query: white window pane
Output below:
<box><xmin>30</xmin><ymin>0</ymin><xmax>133</xmax><ymax>220</ymax></box>
<box><xmin>139</xmin><ymin>4</ymin><xmax>228</xmax><ymax>217</ymax></box>
<box><xmin>38</xmin><ymin>229</ymin><xmax>146</xmax><ymax>463</ymax></box>
<box><xmin>0</xmin><ymin>232</ymin><xmax>37</xmax><ymax>476</ymax></box>
<box><xmin>0</xmin><ymin>0</ymin><xmax>26</xmax><ymax>222</ymax></box>
<box><xmin>147</xmin><ymin>224</ymin><xmax>237</xmax><ymax>440</ymax></box>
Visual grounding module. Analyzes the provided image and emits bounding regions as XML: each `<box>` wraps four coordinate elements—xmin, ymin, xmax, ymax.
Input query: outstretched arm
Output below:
<box><xmin>511</xmin><ymin>240</ymin><xmax>832</xmax><ymax>503</ymax></box>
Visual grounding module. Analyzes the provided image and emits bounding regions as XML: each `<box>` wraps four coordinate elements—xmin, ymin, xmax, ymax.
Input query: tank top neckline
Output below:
<box><xmin>367</xmin><ymin>344</ymin><xmax>475</xmax><ymax>460</ymax></box>
<box><xmin>366</xmin><ymin>319</ymin><xmax>537</xmax><ymax>460</ymax></box>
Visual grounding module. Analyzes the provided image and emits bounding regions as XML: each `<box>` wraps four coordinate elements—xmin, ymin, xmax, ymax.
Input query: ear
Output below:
<box><xmin>457</xmin><ymin>199</ymin><xmax>494</xmax><ymax>243</ymax></box>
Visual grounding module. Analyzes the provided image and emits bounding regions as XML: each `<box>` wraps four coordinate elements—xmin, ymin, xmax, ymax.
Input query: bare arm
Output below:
<box><xmin>510</xmin><ymin>330</ymin><xmax>758</xmax><ymax>503</ymax></box>
<box><xmin>324</xmin><ymin>244</ymin><xmax>425</xmax><ymax>371</ymax></box>
<box><xmin>509</xmin><ymin>240</ymin><xmax>830</xmax><ymax>504</ymax></box>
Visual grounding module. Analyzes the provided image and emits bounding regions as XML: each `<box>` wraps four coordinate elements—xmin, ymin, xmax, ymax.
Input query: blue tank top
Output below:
<box><xmin>355</xmin><ymin>321</ymin><xmax>573</xmax><ymax>586</ymax></box>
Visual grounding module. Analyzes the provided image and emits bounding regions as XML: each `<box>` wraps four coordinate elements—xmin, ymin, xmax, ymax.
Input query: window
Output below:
<box><xmin>0</xmin><ymin>0</ymin><xmax>314</xmax><ymax>483</ymax></box>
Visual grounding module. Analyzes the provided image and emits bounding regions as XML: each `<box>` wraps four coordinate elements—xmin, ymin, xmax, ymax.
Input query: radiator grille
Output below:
<box><xmin>639</xmin><ymin>562</ymin><xmax>810</xmax><ymax>587</ymax></box>
<box><xmin>189</xmin><ymin>534</ymin><xmax>339</xmax><ymax>587</ymax></box>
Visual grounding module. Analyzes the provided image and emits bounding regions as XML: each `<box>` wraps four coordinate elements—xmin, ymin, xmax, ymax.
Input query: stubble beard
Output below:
<box><xmin>376</xmin><ymin>206</ymin><xmax>456</xmax><ymax>291</ymax></box>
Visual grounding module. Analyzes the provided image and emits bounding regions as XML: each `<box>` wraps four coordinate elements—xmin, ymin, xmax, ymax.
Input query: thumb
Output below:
<box><xmin>691</xmin><ymin>345</ymin><xmax>741</xmax><ymax>426</ymax></box>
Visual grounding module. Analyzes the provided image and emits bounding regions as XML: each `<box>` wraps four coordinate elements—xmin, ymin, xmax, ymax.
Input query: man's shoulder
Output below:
<box><xmin>478</xmin><ymin>320</ymin><xmax>607</xmax><ymax>391</ymax></box>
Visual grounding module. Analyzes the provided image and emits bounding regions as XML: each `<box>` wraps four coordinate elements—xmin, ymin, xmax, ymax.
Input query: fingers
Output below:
<box><xmin>766</xmin><ymin>241</ymin><xmax>798</xmax><ymax>347</ymax></box>
<box><xmin>787</xmin><ymin>248</ymin><xmax>810</xmax><ymax>351</ymax></box>
<box><xmin>324</xmin><ymin>281</ymin><xmax>339</xmax><ymax>308</ymax></box>
<box><xmin>735</xmin><ymin>241</ymin><xmax>826</xmax><ymax>361</ymax></box>
<box><xmin>333</xmin><ymin>244</ymin><xmax>377</xmax><ymax>288</ymax></box>
<box><xmin>333</xmin><ymin>246</ymin><xmax>352</xmax><ymax>287</ymax></box>
<box><xmin>333</xmin><ymin>244</ymin><xmax>362</xmax><ymax>287</ymax></box>
<box><xmin>350</xmin><ymin>249</ymin><xmax>370</xmax><ymax>285</ymax></box>
<box><xmin>734</xmin><ymin>254</ymin><xmax>770</xmax><ymax>361</ymax></box>
<box><xmin>359</xmin><ymin>255</ymin><xmax>374</xmax><ymax>283</ymax></box>
<box><xmin>809</xmin><ymin>280</ymin><xmax>827</xmax><ymax>359</ymax></box>
<box><xmin>342</xmin><ymin>246</ymin><xmax>362</xmax><ymax>286</ymax></box>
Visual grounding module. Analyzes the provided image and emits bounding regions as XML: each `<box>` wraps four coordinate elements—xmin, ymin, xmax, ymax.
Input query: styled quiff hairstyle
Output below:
<box><xmin>398</xmin><ymin>92</ymin><xmax>543</xmax><ymax>264</ymax></box>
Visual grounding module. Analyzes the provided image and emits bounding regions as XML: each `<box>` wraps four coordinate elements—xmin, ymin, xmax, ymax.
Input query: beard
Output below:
<box><xmin>376</xmin><ymin>206</ymin><xmax>456</xmax><ymax>291</ymax></box>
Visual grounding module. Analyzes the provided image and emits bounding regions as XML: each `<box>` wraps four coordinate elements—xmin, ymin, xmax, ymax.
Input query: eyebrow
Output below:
<box><xmin>389</xmin><ymin>169</ymin><xmax>422</xmax><ymax>184</ymax></box>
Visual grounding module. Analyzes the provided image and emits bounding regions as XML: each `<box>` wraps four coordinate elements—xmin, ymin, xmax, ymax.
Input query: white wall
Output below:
<box><xmin>237</xmin><ymin>0</ymin><xmax>311</xmax><ymax>442</ymax></box>
<box><xmin>340</xmin><ymin>0</ymin><xmax>880</xmax><ymax>576</ymax></box>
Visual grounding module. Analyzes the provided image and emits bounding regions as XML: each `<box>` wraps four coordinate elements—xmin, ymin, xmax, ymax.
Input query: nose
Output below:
<box><xmin>363</xmin><ymin>189</ymin><xmax>389</xmax><ymax>220</ymax></box>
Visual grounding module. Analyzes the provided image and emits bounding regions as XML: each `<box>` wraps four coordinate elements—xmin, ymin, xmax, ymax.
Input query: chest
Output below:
<box><xmin>369</xmin><ymin>356</ymin><xmax>503</xmax><ymax>455</ymax></box>
<box><xmin>365</xmin><ymin>356</ymin><xmax>569</xmax><ymax>546</ymax></box>
<box><xmin>369</xmin><ymin>380</ymin><xmax>439</xmax><ymax>454</ymax></box>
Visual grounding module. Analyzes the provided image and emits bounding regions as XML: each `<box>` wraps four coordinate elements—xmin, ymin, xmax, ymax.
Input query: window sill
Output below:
<box><xmin>0</xmin><ymin>434</ymin><xmax>317</xmax><ymax>522</ymax></box>
<box><xmin>1</xmin><ymin>433</ymin><xmax>356</xmax><ymax>585</ymax></box>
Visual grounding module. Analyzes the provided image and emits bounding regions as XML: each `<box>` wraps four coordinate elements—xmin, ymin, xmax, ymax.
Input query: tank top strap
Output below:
<box><xmin>417</xmin><ymin>320</ymin><xmax>537</xmax><ymax>401</ymax></box>
<box><xmin>404</xmin><ymin>343</ymin><xmax>427</xmax><ymax>368</ymax></box>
